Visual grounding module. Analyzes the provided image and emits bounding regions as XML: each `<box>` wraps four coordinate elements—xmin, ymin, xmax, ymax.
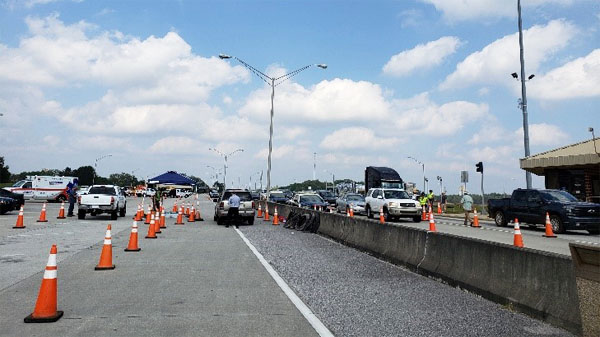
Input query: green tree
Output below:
<box><xmin>73</xmin><ymin>166</ymin><xmax>96</xmax><ymax>185</ymax></box>
<box><xmin>62</xmin><ymin>167</ymin><xmax>73</xmax><ymax>176</ymax></box>
<box><xmin>107</xmin><ymin>172</ymin><xmax>139</xmax><ymax>187</ymax></box>
<box><xmin>0</xmin><ymin>157</ymin><xmax>10</xmax><ymax>183</ymax></box>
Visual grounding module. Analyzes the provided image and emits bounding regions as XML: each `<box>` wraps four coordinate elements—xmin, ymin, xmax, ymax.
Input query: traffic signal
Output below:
<box><xmin>475</xmin><ymin>162</ymin><xmax>483</xmax><ymax>173</ymax></box>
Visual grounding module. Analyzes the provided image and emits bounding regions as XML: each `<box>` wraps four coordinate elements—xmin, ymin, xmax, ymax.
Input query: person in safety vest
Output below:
<box><xmin>427</xmin><ymin>190</ymin><xmax>435</xmax><ymax>209</ymax></box>
<box><xmin>418</xmin><ymin>192</ymin><xmax>427</xmax><ymax>209</ymax></box>
<box><xmin>153</xmin><ymin>188</ymin><xmax>162</xmax><ymax>212</ymax></box>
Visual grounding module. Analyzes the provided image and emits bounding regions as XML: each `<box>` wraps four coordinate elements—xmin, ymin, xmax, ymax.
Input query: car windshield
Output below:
<box><xmin>347</xmin><ymin>195</ymin><xmax>364</xmax><ymax>202</ymax></box>
<box><xmin>270</xmin><ymin>192</ymin><xmax>285</xmax><ymax>198</ymax></box>
<box><xmin>89</xmin><ymin>186</ymin><xmax>116</xmax><ymax>195</ymax></box>
<box><xmin>541</xmin><ymin>191</ymin><xmax>578</xmax><ymax>202</ymax></box>
<box><xmin>12</xmin><ymin>180</ymin><xmax>27</xmax><ymax>187</ymax></box>
<box><xmin>384</xmin><ymin>190</ymin><xmax>409</xmax><ymax>199</ymax></box>
<box><xmin>301</xmin><ymin>195</ymin><xmax>323</xmax><ymax>203</ymax></box>
<box><xmin>222</xmin><ymin>192</ymin><xmax>252</xmax><ymax>201</ymax></box>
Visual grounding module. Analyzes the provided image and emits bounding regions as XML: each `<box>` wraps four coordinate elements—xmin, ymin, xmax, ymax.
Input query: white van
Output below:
<box><xmin>4</xmin><ymin>176</ymin><xmax>77</xmax><ymax>202</ymax></box>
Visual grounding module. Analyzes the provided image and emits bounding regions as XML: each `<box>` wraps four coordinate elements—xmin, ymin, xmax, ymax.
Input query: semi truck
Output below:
<box><xmin>364</xmin><ymin>166</ymin><xmax>403</xmax><ymax>193</ymax></box>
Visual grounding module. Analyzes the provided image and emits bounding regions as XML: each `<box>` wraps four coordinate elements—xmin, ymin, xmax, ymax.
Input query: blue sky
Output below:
<box><xmin>0</xmin><ymin>0</ymin><xmax>598</xmax><ymax>194</ymax></box>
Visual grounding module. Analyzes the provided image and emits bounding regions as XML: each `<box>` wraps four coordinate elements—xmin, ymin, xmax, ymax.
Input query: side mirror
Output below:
<box><xmin>377</xmin><ymin>195</ymin><xmax>383</xmax><ymax>199</ymax></box>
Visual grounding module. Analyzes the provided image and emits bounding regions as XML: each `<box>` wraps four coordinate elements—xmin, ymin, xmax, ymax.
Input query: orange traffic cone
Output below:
<box><xmin>37</xmin><ymin>203</ymin><xmax>48</xmax><ymax>222</ymax></box>
<box><xmin>257</xmin><ymin>204</ymin><xmax>263</xmax><ymax>218</ymax></box>
<box><xmin>195</xmin><ymin>207</ymin><xmax>204</xmax><ymax>221</ymax></box>
<box><xmin>472</xmin><ymin>208</ymin><xmax>481</xmax><ymax>228</ymax></box>
<box><xmin>133</xmin><ymin>204</ymin><xmax>141</xmax><ymax>221</ymax></box>
<box><xmin>145</xmin><ymin>206</ymin><xmax>152</xmax><ymax>224</ymax></box>
<box><xmin>154</xmin><ymin>213</ymin><xmax>161</xmax><ymax>234</ymax></box>
<box><xmin>160</xmin><ymin>209</ymin><xmax>166</xmax><ymax>228</ymax></box>
<box><xmin>188</xmin><ymin>206</ymin><xmax>196</xmax><ymax>222</ymax></box>
<box><xmin>273</xmin><ymin>207</ymin><xmax>279</xmax><ymax>225</ymax></box>
<box><xmin>175</xmin><ymin>206</ymin><xmax>184</xmax><ymax>225</ymax></box>
<box><xmin>429</xmin><ymin>212</ymin><xmax>437</xmax><ymax>232</ymax></box>
<box><xmin>185</xmin><ymin>204</ymin><xmax>190</xmax><ymax>216</ymax></box>
<box><xmin>349</xmin><ymin>208</ymin><xmax>354</xmax><ymax>217</ymax></box>
<box><xmin>264</xmin><ymin>204</ymin><xmax>270</xmax><ymax>221</ymax></box>
<box><xmin>57</xmin><ymin>201</ymin><xmax>66</xmax><ymax>219</ymax></box>
<box><xmin>24</xmin><ymin>244</ymin><xmax>63</xmax><ymax>323</ymax></box>
<box><xmin>95</xmin><ymin>224</ymin><xmax>115</xmax><ymax>270</ymax></box>
<box><xmin>124</xmin><ymin>221</ymin><xmax>141</xmax><ymax>252</ymax></box>
<box><xmin>13</xmin><ymin>205</ymin><xmax>25</xmax><ymax>229</ymax></box>
<box><xmin>421</xmin><ymin>206</ymin><xmax>427</xmax><ymax>221</ymax></box>
<box><xmin>513</xmin><ymin>219</ymin><xmax>524</xmax><ymax>248</ymax></box>
<box><xmin>379</xmin><ymin>207</ymin><xmax>385</xmax><ymax>224</ymax></box>
<box><xmin>437</xmin><ymin>202</ymin><xmax>442</xmax><ymax>215</ymax></box>
<box><xmin>543</xmin><ymin>212</ymin><xmax>557</xmax><ymax>238</ymax></box>
<box><xmin>145</xmin><ymin>215</ymin><xmax>157</xmax><ymax>238</ymax></box>
<box><xmin>172</xmin><ymin>202</ymin><xmax>178</xmax><ymax>213</ymax></box>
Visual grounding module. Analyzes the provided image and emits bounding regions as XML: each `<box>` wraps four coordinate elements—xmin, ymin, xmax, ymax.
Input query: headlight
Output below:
<box><xmin>414</xmin><ymin>203</ymin><xmax>420</xmax><ymax>207</ymax></box>
<box><xmin>388</xmin><ymin>202</ymin><xmax>397</xmax><ymax>208</ymax></box>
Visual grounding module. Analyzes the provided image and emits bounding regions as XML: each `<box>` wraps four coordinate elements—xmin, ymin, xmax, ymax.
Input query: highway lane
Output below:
<box><xmin>339</xmin><ymin>210</ymin><xmax>599</xmax><ymax>256</ymax></box>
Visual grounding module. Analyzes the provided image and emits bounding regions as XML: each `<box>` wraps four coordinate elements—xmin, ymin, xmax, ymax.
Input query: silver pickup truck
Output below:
<box><xmin>214</xmin><ymin>189</ymin><xmax>255</xmax><ymax>226</ymax></box>
<box><xmin>78</xmin><ymin>185</ymin><xmax>127</xmax><ymax>220</ymax></box>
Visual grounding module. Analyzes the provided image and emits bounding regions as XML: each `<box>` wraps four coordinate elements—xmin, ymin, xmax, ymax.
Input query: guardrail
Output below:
<box><xmin>266</xmin><ymin>202</ymin><xmax>583</xmax><ymax>335</ymax></box>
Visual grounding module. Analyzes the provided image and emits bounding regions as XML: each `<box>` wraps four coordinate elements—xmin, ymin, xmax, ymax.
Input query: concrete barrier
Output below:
<box><xmin>268</xmin><ymin>202</ymin><xmax>582</xmax><ymax>335</ymax></box>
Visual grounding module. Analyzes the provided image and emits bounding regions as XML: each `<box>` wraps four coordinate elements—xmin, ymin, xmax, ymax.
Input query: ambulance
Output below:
<box><xmin>3</xmin><ymin>176</ymin><xmax>77</xmax><ymax>201</ymax></box>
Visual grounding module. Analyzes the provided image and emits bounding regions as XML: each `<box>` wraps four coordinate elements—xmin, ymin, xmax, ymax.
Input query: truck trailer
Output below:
<box><xmin>364</xmin><ymin>166</ymin><xmax>403</xmax><ymax>193</ymax></box>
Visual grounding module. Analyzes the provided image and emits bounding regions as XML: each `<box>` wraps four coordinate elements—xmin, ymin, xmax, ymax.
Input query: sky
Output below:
<box><xmin>0</xmin><ymin>0</ymin><xmax>598</xmax><ymax>194</ymax></box>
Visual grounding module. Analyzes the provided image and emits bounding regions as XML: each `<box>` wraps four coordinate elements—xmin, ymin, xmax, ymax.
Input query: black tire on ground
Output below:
<box><xmin>413</xmin><ymin>216</ymin><xmax>421</xmax><ymax>222</ymax></box>
<box><xmin>550</xmin><ymin>215</ymin><xmax>565</xmax><ymax>234</ymax></box>
<box><xmin>111</xmin><ymin>211</ymin><xmax>118</xmax><ymax>220</ymax></box>
<box><xmin>248</xmin><ymin>217</ymin><xmax>254</xmax><ymax>226</ymax></box>
<box><xmin>494</xmin><ymin>211</ymin><xmax>507</xmax><ymax>227</ymax></box>
<box><xmin>78</xmin><ymin>210</ymin><xmax>85</xmax><ymax>219</ymax></box>
<box><xmin>366</xmin><ymin>206</ymin><xmax>373</xmax><ymax>219</ymax></box>
<box><xmin>217</xmin><ymin>218</ymin><xmax>224</xmax><ymax>226</ymax></box>
<box><xmin>119</xmin><ymin>206</ymin><xmax>126</xmax><ymax>217</ymax></box>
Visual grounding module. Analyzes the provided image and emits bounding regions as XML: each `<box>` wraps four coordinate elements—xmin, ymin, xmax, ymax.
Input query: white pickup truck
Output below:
<box><xmin>213</xmin><ymin>189</ymin><xmax>255</xmax><ymax>226</ymax></box>
<box><xmin>77</xmin><ymin>185</ymin><xmax>127</xmax><ymax>220</ymax></box>
<box><xmin>365</xmin><ymin>188</ymin><xmax>422</xmax><ymax>222</ymax></box>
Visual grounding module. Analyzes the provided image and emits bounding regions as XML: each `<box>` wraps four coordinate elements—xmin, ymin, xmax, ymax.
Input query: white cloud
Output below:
<box><xmin>468</xmin><ymin>125</ymin><xmax>506</xmax><ymax>145</ymax></box>
<box><xmin>440</xmin><ymin>20</ymin><xmax>577</xmax><ymax>90</ymax></box>
<box><xmin>254</xmin><ymin>145</ymin><xmax>306</xmax><ymax>160</ymax></box>
<box><xmin>420</xmin><ymin>0</ymin><xmax>573</xmax><ymax>22</ymax></box>
<box><xmin>529</xmin><ymin>49</ymin><xmax>600</xmax><ymax>100</ymax></box>
<box><xmin>383</xmin><ymin>36</ymin><xmax>461</xmax><ymax>77</ymax></box>
<box><xmin>320</xmin><ymin>127</ymin><xmax>400</xmax><ymax>150</ymax></box>
<box><xmin>514</xmin><ymin>123</ymin><xmax>569</xmax><ymax>147</ymax></box>
<box><xmin>149</xmin><ymin>136</ymin><xmax>208</xmax><ymax>154</ymax></box>
<box><xmin>397</xmin><ymin>9</ymin><xmax>423</xmax><ymax>28</ymax></box>
<box><xmin>470</xmin><ymin>145</ymin><xmax>516</xmax><ymax>164</ymax></box>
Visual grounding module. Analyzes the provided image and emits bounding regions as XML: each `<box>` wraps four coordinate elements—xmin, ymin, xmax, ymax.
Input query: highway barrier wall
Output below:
<box><xmin>266</xmin><ymin>202</ymin><xmax>582</xmax><ymax>335</ymax></box>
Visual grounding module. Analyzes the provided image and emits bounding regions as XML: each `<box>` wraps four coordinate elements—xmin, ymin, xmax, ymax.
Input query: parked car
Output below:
<box><xmin>365</xmin><ymin>188</ymin><xmax>421</xmax><ymax>222</ymax></box>
<box><xmin>288</xmin><ymin>193</ymin><xmax>329</xmax><ymax>209</ymax></box>
<box><xmin>209</xmin><ymin>189</ymin><xmax>220</xmax><ymax>200</ymax></box>
<box><xmin>268</xmin><ymin>191</ymin><xmax>288</xmax><ymax>204</ymax></box>
<box><xmin>488</xmin><ymin>189</ymin><xmax>600</xmax><ymax>234</ymax></box>
<box><xmin>142</xmin><ymin>188</ymin><xmax>156</xmax><ymax>197</ymax></box>
<box><xmin>250</xmin><ymin>191</ymin><xmax>260</xmax><ymax>200</ymax></box>
<box><xmin>77</xmin><ymin>185</ymin><xmax>127</xmax><ymax>220</ymax></box>
<box><xmin>317</xmin><ymin>190</ymin><xmax>337</xmax><ymax>205</ymax></box>
<box><xmin>213</xmin><ymin>189</ymin><xmax>255</xmax><ymax>226</ymax></box>
<box><xmin>336</xmin><ymin>193</ymin><xmax>366</xmax><ymax>214</ymax></box>
<box><xmin>0</xmin><ymin>196</ymin><xmax>16</xmax><ymax>214</ymax></box>
<box><xmin>0</xmin><ymin>189</ymin><xmax>24</xmax><ymax>210</ymax></box>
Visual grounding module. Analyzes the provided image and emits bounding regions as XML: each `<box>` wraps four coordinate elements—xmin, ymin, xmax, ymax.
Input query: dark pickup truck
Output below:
<box><xmin>488</xmin><ymin>189</ymin><xmax>599</xmax><ymax>234</ymax></box>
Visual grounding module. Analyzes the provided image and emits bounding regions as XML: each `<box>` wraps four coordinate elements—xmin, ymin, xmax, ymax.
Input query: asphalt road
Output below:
<box><xmin>0</xmin><ymin>197</ymin><xmax>576</xmax><ymax>336</ymax></box>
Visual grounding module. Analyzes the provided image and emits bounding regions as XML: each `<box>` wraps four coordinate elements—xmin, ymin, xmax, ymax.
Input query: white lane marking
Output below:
<box><xmin>235</xmin><ymin>228</ymin><xmax>334</xmax><ymax>337</ymax></box>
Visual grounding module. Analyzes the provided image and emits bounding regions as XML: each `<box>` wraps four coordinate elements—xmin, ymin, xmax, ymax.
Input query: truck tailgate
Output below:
<box><xmin>81</xmin><ymin>195</ymin><xmax>113</xmax><ymax>206</ymax></box>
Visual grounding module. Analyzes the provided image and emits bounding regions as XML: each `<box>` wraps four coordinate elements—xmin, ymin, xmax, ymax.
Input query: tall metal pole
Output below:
<box><xmin>422</xmin><ymin>164</ymin><xmax>425</xmax><ymax>192</ymax></box>
<box><xmin>313</xmin><ymin>152</ymin><xmax>317</xmax><ymax>180</ymax></box>
<box><xmin>266</xmin><ymin>78</ymin><xmax>275</xmax><ymax>198</ymax></box>
<box><xmin>518</xmin><ymin>0</ymin><xmax>532</xmax><ymax>189</ymax></box>
<box><xmin>223</xmin><ymin>155</ymin><xmax>227</xmax><ymax>189</ymax></box>
<box><xmin>480</xmin><ymin>172</ymin><xmax>486</xmax><ymax>215</ymax></box>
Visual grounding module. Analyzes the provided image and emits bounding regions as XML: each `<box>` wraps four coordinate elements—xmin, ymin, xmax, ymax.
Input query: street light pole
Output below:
<box><xmin>517</xmin><ymin>0</ymin><xmax>532</xmax><ymax>189</ymax></box>
<box><xmin>209</xmin><ymin>148</ymin><xmax>244</xmax><ymax>190</ymax></box>
<box><xmin>93</xmin><ymin>154</ymin><xmax>112</xmax><ymax>185</ymax></box>
<box><xmin>408</xmin><ymin>156</ymin><xmax>425</xmax><ymax>192</ymax></box>
<box><xmin>219</xmin><ymin>54</ymin><xmax>326</xmax><ymax>198</ymax></box>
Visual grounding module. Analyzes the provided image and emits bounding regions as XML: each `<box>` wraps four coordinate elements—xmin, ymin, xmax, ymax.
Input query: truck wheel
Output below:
<box><xmin>248</xmin><ymin>218</ymin><xmax>254</xmax><ymax>226</ymax></box>
<box><xmin>111</xmin><ymin>211</ymin><xmax>118</xmax><ymax>220</ymax></box>
<box><xmin>78</xmin><ymin>210</ymin><xmax>85</xmax><ymax>220</ymax></box>
<box><xmin>413</xmin><ymin>216</ymin><xmax>421</xmax><ymax>223</ymax></box>
<box><xmin>494</xmin><ymin>211</ymin><xmax>507</xmax><ymax>227</ymax></box>
<box><xmin>217</xmin><ymin>218</ymin><xmax>224</xmax><ymax>226</ymax></box>
<box><xmin>119</xmin><ymin>206</ymin><xmax>126</xmax><ymax>217</ymax></box>
<box><xmin>550</xmin><ymin>215</ymin><xmax>565</xmax><ymax>234</ymax></box>
<box><xmin>366</xmin><ymin>206</ymin><xmax>373</xmax><ymax>219</ymax></box>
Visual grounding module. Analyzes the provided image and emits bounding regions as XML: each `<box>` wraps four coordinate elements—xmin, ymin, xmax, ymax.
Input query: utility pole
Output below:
<box><xmin>313</xmin><ymin>152</ymin><xmax>317</xmax><ymax>181</ymax></box>
<box><xmin>517</xmin><ymin>0</ymin><xmax>532</xmax><ymax>189</ymax></box>
<box><xmin>476</xmin><ymin>162</ymin><xmax>485</xmax><ymax>214</ymax></box>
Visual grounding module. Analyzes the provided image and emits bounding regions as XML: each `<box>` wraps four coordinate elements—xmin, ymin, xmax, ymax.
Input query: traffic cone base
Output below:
<box><xmin>24</xmin><ymin>244</ymin><xmax>63</xmax><ymax>323</ymax></box>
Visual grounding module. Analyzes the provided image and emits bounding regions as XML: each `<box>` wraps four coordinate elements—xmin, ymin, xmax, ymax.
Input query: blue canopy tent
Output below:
<box><xmin>148</xmin><ymin>171</ymin><xmax>196</xmax><ymax>186</ymax></box>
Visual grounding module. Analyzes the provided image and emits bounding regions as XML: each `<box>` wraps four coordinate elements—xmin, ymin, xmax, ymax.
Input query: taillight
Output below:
<box><xmin>252</xmin><ymin>201</ymin><xmax>255</xmax><ymax>209</ymax></box>
<box><xmin>219</xmin><ymin>202</ymin><xmax>224</xmax><ymax>208</ymax></box>
<box><xmin>110</xmin><ymin>196</ymin><xmax>115</xmax><ymax>204</ymax></box>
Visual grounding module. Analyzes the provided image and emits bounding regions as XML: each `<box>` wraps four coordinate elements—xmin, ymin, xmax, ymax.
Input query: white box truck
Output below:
<box><xmin>3</xmin><ymin>176</ymin><xmax>76</xmax><ymax>202</ymax></box>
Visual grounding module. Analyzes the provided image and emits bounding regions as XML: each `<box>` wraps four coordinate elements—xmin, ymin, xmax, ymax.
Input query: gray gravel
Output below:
<box><xmin>240</xmin><ymin>221</ymin><xmax>574</xmax><ymax>337</ymax></box>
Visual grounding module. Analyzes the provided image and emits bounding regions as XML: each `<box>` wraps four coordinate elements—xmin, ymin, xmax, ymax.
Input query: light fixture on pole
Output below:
<box><xmin>408</xmin><ymin>156</ymin><xmax>425</xmax><ymax>192</ymax></box>
<box><xmin>436</xmin><ymin>176</ymin><xmax>443</xmax><ymax>199</ymax></box>
<box><xmin>93</xmin><ymin>154</ymin><xmax>112</xmax><ymax>185</ymax></box>
<box><xmin>209</xmin><ymin>147</ymin><xmax>244</xmax><ymax>189</ymax></box>
<box><xmin>219</xmin><ymin>53</ymin><xmax>326</xmax><ymax>198</ymax></box>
